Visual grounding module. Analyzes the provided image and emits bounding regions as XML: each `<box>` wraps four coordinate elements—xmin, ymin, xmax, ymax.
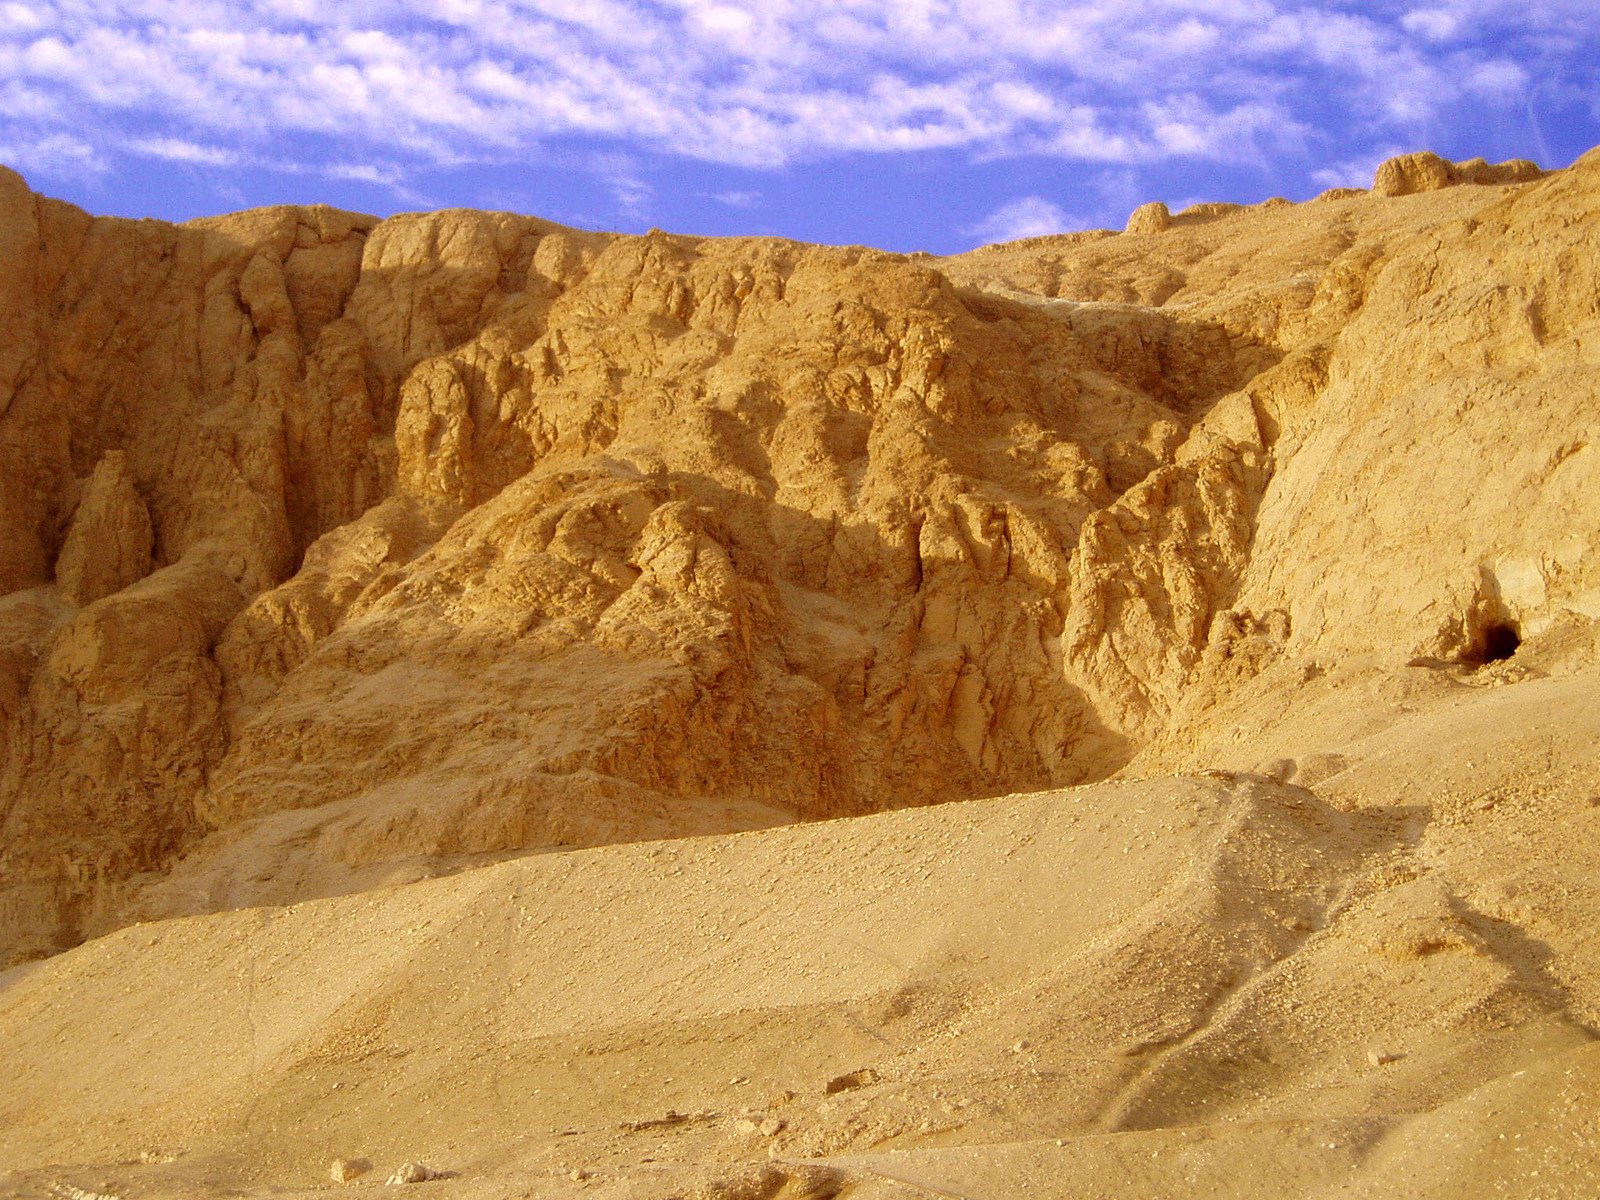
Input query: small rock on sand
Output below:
<box><xmin>331</xmin><ymin>1157</ymin><xmax>372</xmax><ymax>1183</ymax></box>
<box><xmin>386</xmin><ymin>1161</ymin><xmax>443</xmax><ymax>1185</ymax></box>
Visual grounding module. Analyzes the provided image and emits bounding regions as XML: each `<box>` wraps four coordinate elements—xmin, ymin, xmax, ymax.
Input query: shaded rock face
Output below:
<box><xmin>1</xmin><ymin>147</ymin><xmax>1597</xmax><ymax>963</ymax></box>
<box><xmin>55</xmin><ymin>451</ymin><xmax>154</xmax><ymax>606</ymax></box>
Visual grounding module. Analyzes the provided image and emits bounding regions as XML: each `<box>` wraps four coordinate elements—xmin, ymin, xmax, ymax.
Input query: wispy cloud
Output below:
<box><xmin>965</xmin><ymin>195</ymin><xmax>1087</xmax><ymax>245</ymax></box>
<box><xmin>1310</xmin><ymin>145</ymin><xmax>1406</xmax><ymax>191</ymax></box>
<box><xmin>312</xmin><ymin>160</ymin><xmax>434</xmax><ymax>207</ymax></box>
<box><xmin>0</xmin><ymin>129</ymin><xmax>106</xmax><ymax>177</ymax></box>
<box><xmin>0</xmin><ymin>1</ymin><xmax>1594</xmax><ymax>207</ymax></box>
<box><xmin>592</xmin><ymin>151</ymin><xmax>653</xmax><ymax>221</ymax></box>
<box><xmin>704</xmin><ymin>189</ymin><xmax>759</xmax><ymax>209</ymax></box>
<box><xmin>126</xmin><ymin>136</ymin><xmax>239</xmax><ymax>166</ymax></box>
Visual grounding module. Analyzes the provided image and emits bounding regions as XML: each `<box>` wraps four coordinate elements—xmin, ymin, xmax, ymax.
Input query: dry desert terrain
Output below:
<box><xmin>1</xmin><ymin>147</ymin><xmax>1598</xmax><ymax>1198</ymax></box>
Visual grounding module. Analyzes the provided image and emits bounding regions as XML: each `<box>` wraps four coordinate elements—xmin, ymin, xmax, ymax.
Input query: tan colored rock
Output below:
<box><xmin>44</xmin><ymin>1184</ymin><xmax>121</xmax><ymax>1200</ymax></box>
<box><xmin>1175</xmin><ymin>201</ymin><xmax>1245</xmax><ymax>223</ymax></box>
<box><xmin>1373</xmin><ymin>151</ymin><xmax>1458</xmax><ymax>196</ymax></box>
<box><xmin>9</xmin><ymin>741</ymin><xmax>1600</xmax><ymax>1197</ymax></box>
<box><xmin>0</xmin><ymin>166</ymin><xmax>52</xmax><ymax>596</ymax></box>
<box><xmin>330</xmin><ymin>1157</ymin><xmax>371</xmax><ymax>1183</ymax></box>
<box><xmin>0</xmin><ymin>146</ymin><xmax>1596</xmax><ymax>974</ymax></box>
<box><xmin>1374</xmin><ymin>151</ymin><xmax>1546</xmax><ymax>196</ymax></box>
<box><xmin>1125</xmin><ymin>200</ymin><xmax>1172</xmax><ymax>235</ymax></box>
<box><xmin>55</xmin><ymin>451</ymin><xmax>153</xmax><ymax>606</ymax></box>
<box><xmin>2</xmin><ymin>139</ymin><xmax>1600</xmax><ymax>1200</ymax></box>
<box><xmin>1454</xmin><ymin>156</ymin><xmax>1544</xmax><ymax>186</ymax></box>
<box><xmin>386</xmin><ymin>1161</ymin><xmax>442</xmax><ymax>1185</ymax></box>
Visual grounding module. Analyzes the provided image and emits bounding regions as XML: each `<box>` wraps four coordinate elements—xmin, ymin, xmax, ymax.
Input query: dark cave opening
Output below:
<box><xmin>1471</xmin><ymin>620</ymin><xmax>1522</xmax><ymax>665</ymax></box>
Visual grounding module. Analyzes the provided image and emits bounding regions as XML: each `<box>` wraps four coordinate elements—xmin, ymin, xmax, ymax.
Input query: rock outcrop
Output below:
<box><xmin>55</xmin><ymin>451</ymin><xmax>154</xmax><ymax>606</ymax></box>
<box><xmin>1124</xmin><ymin>200</ymin><xmax>1172</xmax><ymax>235</ymax></box>
<box><xmin>1</xmin><ymin>147</ymin><xmax>1596</xmax><ymax>966</ymax></box>
<box><xmin>1372</xmin><ymin>150</ymin><xmax>1544</xmax><ymax>196</ymax></box>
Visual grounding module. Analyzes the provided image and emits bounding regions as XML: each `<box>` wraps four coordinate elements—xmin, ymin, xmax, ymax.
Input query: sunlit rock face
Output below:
<box><xmin>0</xmin><ymin>146</ymin><xmax>1597</xmax><ymax>972</ymax></box>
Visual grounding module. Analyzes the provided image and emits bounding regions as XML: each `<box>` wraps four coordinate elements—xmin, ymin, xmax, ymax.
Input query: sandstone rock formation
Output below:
<box><xmin>1371</xmin><ymin>150</ymin><xmax>1544</xmax><ymax>196</ymax></box>
<box><xmin>55</xmin><ymin>451</ymin><xmax>154</xmax><ymax>606</ymax></box>
<box><xmin>1</xmin><ymin>145</ymin><xmax>1599</xmax><ymax>1199</ymax></box>
<box><xmin>2</xmin><ymin>149</ymin><xmax>1599</xmax><ymax>967</ymax></box>
<box><xmin>1124</xmin><ymin>200</ymin><xmax>1172</xmax><ymax>234</ymax></box>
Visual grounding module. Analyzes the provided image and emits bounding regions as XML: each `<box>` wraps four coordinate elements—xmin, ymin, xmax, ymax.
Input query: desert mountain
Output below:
<box><xmin>1</xmin><ymin>147</ymin><xmax>1597</xmax><ymax>1198</ymax></box>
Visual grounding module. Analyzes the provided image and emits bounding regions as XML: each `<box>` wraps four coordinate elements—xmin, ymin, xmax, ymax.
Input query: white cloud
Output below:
<box><xmin>1088</xmin><ymin>167</ymin><xmax>1144</xmax><ymax>215</ymax></box>
<box><xmin>705</xmin><ymin>189</ymin><xmax>759</xmax><ymax>208</ymax></box>
<box><xmin>965</xmin><ymin>195</ymin><xmax>1085</xmax><ymax>245</ymax></box>
<box><xmin>0</xmin><ymin>1</ymin><xmax>42</xmax><ymax>33</ymax></box>
<box><xmin>127</xmin><ymin>136</ymin><xmax>239</xmax><ymax>165</ymax></box>
<box><xmin>0</xmin><ymin>130</ymin><xmax>106</xmax><ymax>177</ymax></box>
<box><xmin>297</xmin><ymin>159</ymin><xmax>435</xmax><ymax>207</ymax></box>
<box><xmin>0</xmin><ymin>0</ymin><xmax>1592</xmax><ymax>190</ymax></box>
<box><xmin>1401</xmin><ymin>9</ymin><xmax>1462</xmax><ymax>42</ymax></box>
<box><xmin>686</xmin><ymin>4</ymin><xmax>758</xmax><ymax>47</ymax></box>
<box><xmin>592</xmin><ymin>152</ymin><xmax>653</xmax><ymax>220</ymax></box>
<box><xmin>1466</xmin><ymin>60</ymin><xmax>1528</xmax><ymax>96</ymax></box>
<box><xmin>1143</xmin><ymin>97</ymin><xmax>1305</xmax><ymax>164</ymax></box>
<box><xmin>1309</xmin><ymin>144</ymin><xmax>1404</xmax><ymax>190</ymax></box>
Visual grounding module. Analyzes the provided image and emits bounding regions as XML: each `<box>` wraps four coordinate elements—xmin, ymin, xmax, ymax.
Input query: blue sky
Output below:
<box><xmin>2</xmin><ymin>1</ymin><xmax>1597</xmax><ymax>253</ymax></box>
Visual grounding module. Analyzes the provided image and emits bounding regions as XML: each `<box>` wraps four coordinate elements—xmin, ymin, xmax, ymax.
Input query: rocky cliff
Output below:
<box><xmin>1</xmin><ymin>148</ymin><xmax>1596</xmax><ymax>968</ymax></box>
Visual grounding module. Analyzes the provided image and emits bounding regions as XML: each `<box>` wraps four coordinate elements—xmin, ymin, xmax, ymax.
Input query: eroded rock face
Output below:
<box><xmin>55</xmin><ymin>451</ymin><xmax>154</xmax><ymax>606</ymax></box>
<box><xmin>1</xmin><ymin>147</ymin><xmax>1594</xmax><ymax>963</ymax></box>
<box><xmin>1125</xmin><ymin>201</ymin><xmax>1173</xmax><ymax>235</ymax></box>
<box><xmin>1372</xmin><ymin>150</ymin><xmax>1545</xmax><ymax>196</ymax></box>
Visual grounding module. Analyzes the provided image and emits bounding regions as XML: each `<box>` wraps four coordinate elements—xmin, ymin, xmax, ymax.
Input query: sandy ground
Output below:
<box><xmin>3</xmin><ymin>659</ymin><xmax>1596</xmax><ymax>1199</ymax></box>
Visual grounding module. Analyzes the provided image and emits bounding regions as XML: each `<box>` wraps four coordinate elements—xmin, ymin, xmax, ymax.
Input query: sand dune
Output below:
<box><xmin>5</xmin><ymin>662</ymin><xmax>1600</xmax><ymax>1197</ymax></box>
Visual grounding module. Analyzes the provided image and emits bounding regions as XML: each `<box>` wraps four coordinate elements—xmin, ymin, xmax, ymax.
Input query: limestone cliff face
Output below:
<box><xmin>1</xmin><ymin>149</ymin><xmax>1597</xmax><ymax>962</ymax></box>
<box><xmin>55</xmin><ymin>450</ymin><xmax>154</xmax><ymax>606</ymax></box>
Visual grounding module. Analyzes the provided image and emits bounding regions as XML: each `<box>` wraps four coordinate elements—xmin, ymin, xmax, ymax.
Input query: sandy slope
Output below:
<box><xmin>3</xmin><ymin>659</ymin><xmax>1597</xmax><ymax>1198</ymax></box>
